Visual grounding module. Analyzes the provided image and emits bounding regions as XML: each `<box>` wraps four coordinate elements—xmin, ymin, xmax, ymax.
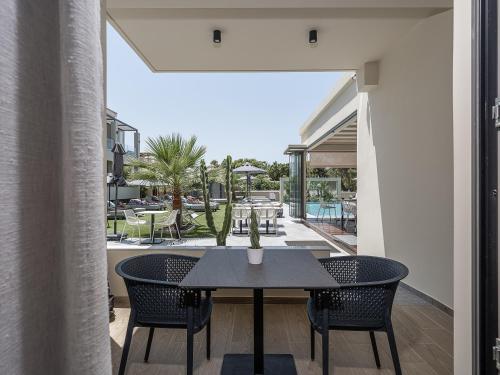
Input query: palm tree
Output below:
<box><xmin>131</xmin><ymin>134</ymin><xmax>206</xmax><ymax>227</ymax></box>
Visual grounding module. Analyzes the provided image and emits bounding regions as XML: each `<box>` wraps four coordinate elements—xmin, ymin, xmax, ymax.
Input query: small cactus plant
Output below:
<box><xmin>200</xmin><ymin>156</ymin><xmax>233</xmax><ymax>246</ymax></box>
<box><xmin>249</xmin><ymin>208</ymin><xmax>261</xmax><ymax>249</ymax></box>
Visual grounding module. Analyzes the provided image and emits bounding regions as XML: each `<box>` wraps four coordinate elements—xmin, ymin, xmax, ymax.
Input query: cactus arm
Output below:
<box><xmin>219</xmin><ymin>156</ymin><xmax>233</xmax><ymax>238</ymax></box>
<box><xmin>217</xmin><ymin>155</ymin><xmax>233</xmax><ymax>246</ymax></box>
<box><xmin>200</xmin><ymin>160</ymin><xmax>217</xmax><ymax>236</ymax></box>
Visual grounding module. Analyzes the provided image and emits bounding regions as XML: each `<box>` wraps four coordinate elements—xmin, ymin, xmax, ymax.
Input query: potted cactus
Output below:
<box><xmin>247</xmin><ymin>207</ymin><xmax>264</xmax><ymax>264</ymax></box>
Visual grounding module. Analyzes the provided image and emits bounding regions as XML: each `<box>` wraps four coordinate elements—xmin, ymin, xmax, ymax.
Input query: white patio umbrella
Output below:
<box><xmin>233</xmin><ymin>163</ymin><xmax>266</xmax><ymax>198</ymax></box>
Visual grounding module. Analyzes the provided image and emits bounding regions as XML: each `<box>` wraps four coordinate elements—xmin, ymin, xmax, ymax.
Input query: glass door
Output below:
<box><xmin>475</xmin><ymin>0</ymin><xmax>499</xmax><ymax>372</ymax></box>
<box><xmin>288</xmin><ymin>152</ymin><xmax>303</xmax><ymax>218</ymax></box>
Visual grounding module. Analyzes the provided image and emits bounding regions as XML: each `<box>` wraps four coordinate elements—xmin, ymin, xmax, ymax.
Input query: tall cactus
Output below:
<box><xmin>249</xmin><ymin>208</ymin><xmax>261</xmax><ymax>249</ymax></box>
<box><xmin>200</xmin><ymin>156</ymin><xmax>233</xmax><ymax>246</ymax></box>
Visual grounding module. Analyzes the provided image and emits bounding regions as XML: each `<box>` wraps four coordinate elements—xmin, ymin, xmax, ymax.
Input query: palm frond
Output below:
<box><xmin>140</xmin><ymin>133</ymin><xmax>206</xmax><ymax>193</ymax></box>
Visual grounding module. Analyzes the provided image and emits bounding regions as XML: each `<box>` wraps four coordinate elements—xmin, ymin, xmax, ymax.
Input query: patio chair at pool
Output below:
<box><xmin>232</xmin><ymin>207</ymin><xmax>250</xmax><ymax>234</ymax></box>
<box><xmin>317</xmin><ymin>200</ymin><xmax>337</xmax><ymax>222</ymax></box>
<box><xmin>153</xmin><ymin>209</ymin><xmax>180</xmax><ymax>242</ymax></box>
<box><xmin>258</xmin><ymin>207</ymin><xmax>278</xmax><ymax>236</ymax></box>
<box><xmin>120</xmin><ymin>209</ymin><xmax>147</xmax><ymax>243</ymax></box>
<box><xmin>343</xmin><ymin>201</ymin><xmax>357</xmax><ymax>233</ymax></box>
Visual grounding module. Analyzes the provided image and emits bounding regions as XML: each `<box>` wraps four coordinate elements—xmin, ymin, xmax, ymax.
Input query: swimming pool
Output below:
<box><xmin>306</xmin><ymin>202</ymin><xmax>342</xmax><ymax>219</ymax></box>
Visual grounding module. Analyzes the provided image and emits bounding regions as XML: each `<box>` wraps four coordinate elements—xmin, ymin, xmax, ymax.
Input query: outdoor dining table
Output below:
<box><xmin>234</xmin><ymin>206</ymin><xmax>280</xmax><ymax>234</ymax></box>
<box><xmin>139</xmin><ymin>210</ymin><xmax>165</xmax><ymax>244</ymax></box>
<box><xmin>179</xmin><ymin>248</ymin><xmax>339</xmax><ymax>375</ymax></box>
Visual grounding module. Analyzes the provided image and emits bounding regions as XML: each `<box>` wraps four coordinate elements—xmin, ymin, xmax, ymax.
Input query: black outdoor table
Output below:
<box><xmin>180</xmin><ymin>248</ymin><xmax>339</xmax><ymax>375</ymax></box>
<box><xmin>139</xmin><ymin>210</ymin><xmax>165</xmax><ymax>244</ymax></box>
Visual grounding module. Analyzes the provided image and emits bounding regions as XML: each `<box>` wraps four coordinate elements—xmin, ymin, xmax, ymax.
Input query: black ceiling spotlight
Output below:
<box><xmin>309</xmin><ymin>29</ymin><xmax>318</xmax><ymax>44</ymax></box>
<box><xmin>213</xmin><ymin>29</ymin><xmax>222</xmax><ymax>44</ymax></box>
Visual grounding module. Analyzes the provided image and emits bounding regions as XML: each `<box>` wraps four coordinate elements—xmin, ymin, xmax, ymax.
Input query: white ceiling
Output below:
<box><xmin>107</xmin><ymin>1</ymin><xmax>452</xmax><ymax>72</ymax></box>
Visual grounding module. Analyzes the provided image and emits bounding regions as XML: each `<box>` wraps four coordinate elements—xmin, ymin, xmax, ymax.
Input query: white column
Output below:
<box><xmin>453</xmin><ymin>0</ymin><xmax>473</xmax><ymax>373</ymax></box>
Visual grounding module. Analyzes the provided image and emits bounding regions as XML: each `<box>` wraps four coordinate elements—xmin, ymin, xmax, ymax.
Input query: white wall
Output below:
<box><xmin>357</xmin><ymin>10</ymin><xmax>454</xmax><ymax>308</ymax></box>
<box><xmin>452</xmin><ymin>0</ymin><xmax>472</xmax><ymax>372</ymax></box>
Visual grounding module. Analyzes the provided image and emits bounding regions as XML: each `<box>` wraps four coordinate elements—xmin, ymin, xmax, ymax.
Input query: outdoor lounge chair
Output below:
<box><xmin>120</xmin><ymin>209</ymin><xmax>147</xmax><ymax>242</ymax></box>
<box><xmin>183</xmin><ymin>210</ymin><xmax>205</xmax><ymax>227</ymax></box>
<box><xmin>153</xmin><ymin>209</ymin><xmax>180</xmax><ymax>242</ymax></box>
<box><xmin>116</xmin><ymin>254</ymin><xmax>212</xmax><ymax>375</ymax></box>
<box><xmin>308</xmin><ymin>256</ymin><xmax>408</xmax><ymax>375</ymax></box>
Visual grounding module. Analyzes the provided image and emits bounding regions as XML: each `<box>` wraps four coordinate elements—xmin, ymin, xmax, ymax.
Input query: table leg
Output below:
<box><xmin>220</xmin><ymin>289</ymin><xmax>297</xmax><ymax>375</ymax></box>
<box><xmin>254</xmin><ymin>288</ymin><xmax>264</xmax><ymax>374</ymax></box>
<box><xmin>150</xmin><ymin>215</ymin><xmax>155</xmax><ymax>242</ymax></box>
<box><xmin>140</xmin><ymin>214</ymin><xmax>163</xmax><ymax>244</ymax></box>
<box><xmin>186</xmin><ymin>292</ymin><xmax>194</xmax><ymax>375</ymax></box>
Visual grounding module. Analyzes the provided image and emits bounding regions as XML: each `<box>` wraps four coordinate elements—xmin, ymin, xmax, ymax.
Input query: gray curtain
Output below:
<box><xmin>0</xmin><ymin>1</ymin><xmax>111</xmax><ymax>374</ymax></box>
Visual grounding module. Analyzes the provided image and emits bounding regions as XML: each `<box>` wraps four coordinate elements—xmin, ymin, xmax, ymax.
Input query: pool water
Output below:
<box><xmin>306</xmin><ymin>202</ymin><xmax>342</xmax><ymax>219</ymax></box>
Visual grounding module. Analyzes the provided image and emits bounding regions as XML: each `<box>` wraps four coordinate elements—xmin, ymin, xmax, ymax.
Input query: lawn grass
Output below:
<box><xmin>106</xmin><ymin>204</ymin><xmax>227</xmax><ymax>239</ymax></box>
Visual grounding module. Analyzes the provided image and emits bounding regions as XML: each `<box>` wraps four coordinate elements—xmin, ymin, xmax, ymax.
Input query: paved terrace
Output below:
<box><xmin>107</xmin><ymin>208</ymin><xmax>345</xmax><ymax>253</ymax></box>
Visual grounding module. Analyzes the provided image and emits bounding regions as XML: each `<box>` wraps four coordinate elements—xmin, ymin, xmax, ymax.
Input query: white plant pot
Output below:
<box><xmin>247</xmin><ymin>248</ymin><xmax>264</xmax><ymax>265</ymax></box>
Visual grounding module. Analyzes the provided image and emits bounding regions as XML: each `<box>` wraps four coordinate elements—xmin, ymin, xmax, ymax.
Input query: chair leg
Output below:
<box><xmin>310</xmin><ymin>324</ymin><xmax>315</xmax><ymax>361</ymax></box>
<box><xmin>175</xmin><ymin>222</ymin><xmax>181</xmax><ymax>241</ymax></box>
<box><xmin>118</xmin><ymin>313</ymin><xmax>135</xmax><ymax>375</ymax></box>
<box><xmin>120</xmin><ymin>222</ymin><xmax>127</xmax><ymax>242</ymax></box>
<box><xmin>187</xmin><ymin>326</ymin><xmax>194</xmax><ymax>375</ymax></box>
<box><xmin>369</xmin><ymin>331</ymin><xmax>381</xmax><ymax>368</ymax></box>
<box><xmin>144</xmin><ymin>327</ymin><xmax>155</xmax><ymax>362</ymax></box>
<box><xmin>206</xmin><ymin>317</ymin><xmax>211</xmax><ymax>360</ymax></box>
<box><xmin>321</xmin><ymin>308</ymin><xmax>329</xmax><ymax>375</ymax></box>
<box><xmin>386</xmin><ymin>321</ymin><xmax>402</xmax><ymax>375</ymax></box>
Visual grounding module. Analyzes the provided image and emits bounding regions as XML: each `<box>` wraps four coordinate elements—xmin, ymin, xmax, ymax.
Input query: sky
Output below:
<box><xmin>106</xmin><ymin>24</ymin><xmax>343</xmax><ymax>163</ymax></box>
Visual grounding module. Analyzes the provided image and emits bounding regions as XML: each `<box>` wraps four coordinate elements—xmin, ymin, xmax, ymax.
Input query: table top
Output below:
<box><xmin>140</xmin><ymin>210</ymin><xmax>166</xmax><ymax>215</ymax></box>
<box><xmin>179</xmin><ymin>249</ymin><xmax>339</xmax><ymax>289</ymax></box>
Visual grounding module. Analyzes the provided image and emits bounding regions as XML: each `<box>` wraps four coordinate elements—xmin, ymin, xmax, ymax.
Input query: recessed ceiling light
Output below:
<box><xmin>309</xmin><ymin>30</ymin><xmax>318</xmax><ymax>44</ymax></box>
<box><xmin>213</xmin><ymin>30</ymin><xmax>222</xmax><ymax>44</ymax></box>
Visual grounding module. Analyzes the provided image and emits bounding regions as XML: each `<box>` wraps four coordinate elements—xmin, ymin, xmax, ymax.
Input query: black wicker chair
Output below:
<box><xmin>308</xmin><ymin>256</ymin><xmax>409</xmax><ymax>375</ymax></box>
<box><xmin>116</xmin><ymin>254</ymin><xmax>212</xmax><ymax>375</ymax></box>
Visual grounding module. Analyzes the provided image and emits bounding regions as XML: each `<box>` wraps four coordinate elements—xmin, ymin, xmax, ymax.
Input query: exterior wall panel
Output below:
<box><xmin>357</xmin><ymin>10</ymin><xmax>454</xmax><ymax>308</ymax></box>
